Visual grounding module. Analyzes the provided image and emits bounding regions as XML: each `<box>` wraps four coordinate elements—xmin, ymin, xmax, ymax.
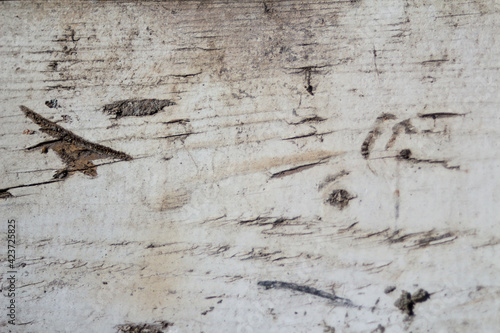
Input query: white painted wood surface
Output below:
<box><xmin>1</xmin><ymin>1</ymin><xmax>499</xmax><ymax>332</ymax></box>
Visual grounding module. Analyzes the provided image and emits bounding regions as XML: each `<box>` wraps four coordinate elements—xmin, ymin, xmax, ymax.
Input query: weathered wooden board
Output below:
<box><xmin>1</xmin><ymin>1</ymin><xmax>499</xmax><ymax>332</ymax></box>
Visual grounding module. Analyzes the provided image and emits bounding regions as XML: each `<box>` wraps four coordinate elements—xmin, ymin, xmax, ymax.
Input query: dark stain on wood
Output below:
<box><xmin>45</xmin><ymin>99</ymin><xmax>58</xmax><ymax>108</ymax></box>
<box><xmin>386</xmin><ymin>119</ymin><xmax>417</xmax><ymax>149</ymax></box>
<box><xmin>394</xmin><ymin>289</ymin><xmax>430</xmax><ymax>316</ymax></box>
<box><xmin>361</xmin><ymin>113</ymin><xmax>397</xmax><ymax>158</ymax></box>
<box><xmin>318</xmin><ymin>170</ymin><xmax>350</xmax><ymax>190</ymax></box>
<box><xmin>384</xmin><ymin>286</ymin><xmax>396</xmax><ymax>294</ymax></box>
<box><xmin>394</xmin><ymin>291</ymin><xmax>414</xmax><ymax>315</ymax></box>
<box><xmin>103</xmin><ymin>99</ymin><xmax>175</xmax><ymax>118</ymax></box>
<box><xmin>327</xmin><ymin>189</ymin><xmax>354</xmax><ymax>209</ymax></box>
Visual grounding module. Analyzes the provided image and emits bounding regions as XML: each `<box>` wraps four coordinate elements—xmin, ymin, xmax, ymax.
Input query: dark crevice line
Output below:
<box><xmin>284</xmin><ymin>131</ymin><xmax>334</xmax><ymax>140</ymax></box>
<box><xmin>421</xmin><ymin>59</ymin><xmax>448</xmax><ymax>65</ymax></box>
<box><xmin>355</xmin><ymin>228</ymin><xmax>390</xmax><ymax>239</ymax></box>
<box><xmin>418</xmin><ymin>112</ymin><xmax>465</xmax><ymax>119</ymax></box>
<box><xmin>284</xmin><ymin>132</ymin><xmax>317</xmax><ymax>140</ymax></box>
<box><xmin>258</xmin><ymin>280</ymin><xmax>355</xmax><ymax>307</ymax></box>
<box><xmin>9</xmin><ymin>168</ymin><xmax>58</xmax><ymax>174</ymax></box>
<box><xmin>170</xmin><ymin>72</ymin><xmax>202</xmax><ymax>78</ymax></box>
<box><xmin>288</xmin><ymin>116</ymin><xmax>327</xmax><ymax>125</ymax></box>
<box><xmin>270</xmin><ymin>159</ymin><xmax>329</xmax><ymax>179</ymax></box>
<box><xmin>162</xmin><ymin>119</ymin><xmax>191</xmax><ymax>125</ymax></box>
<box><xmin>397</xmin><ymin>150</ymin><xmax>460</xmax><ymax>170</ymax></box>
<box><xmin>0</xmin><ymin>179</ymin><xmax>64</xmax><ymax>194</ymax></box>
<box><xmin>339</xmin><ymin>222</ymin><xmax>359</xmax><ymax>232</ymax></box>
<box><xmin>26</xmin><ymin>139</ymin><xmax>63</xmax><ymax>150</ymax></box>
<box><xmin>154</xmin><ymin>132</ymin><xmax>198</xmax><ymax>139</ymax></box>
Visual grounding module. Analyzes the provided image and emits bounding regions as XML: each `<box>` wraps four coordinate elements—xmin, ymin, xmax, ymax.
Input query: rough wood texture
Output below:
<box><xmin>1</xmin><ymin>1</ymin><xmax>499</xmax><ymax>332</ymax></box>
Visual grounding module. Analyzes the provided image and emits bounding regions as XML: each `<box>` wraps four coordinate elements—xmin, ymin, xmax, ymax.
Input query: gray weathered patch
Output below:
<box><xmin>103</xmin><ymin>99</ymin><xmax>175</xmax><ymax>118</ymax></box>
<box><xmin>116</xmin><ymin>321</ymin><xmax>173</xmax><ymax>333</ymax></box>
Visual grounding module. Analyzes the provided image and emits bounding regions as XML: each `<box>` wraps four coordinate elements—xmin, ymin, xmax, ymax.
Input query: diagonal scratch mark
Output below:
<box><xmin>258</xmin><ymin>280</ymin><xmax>356</xmax><ymax>307</ymax></box>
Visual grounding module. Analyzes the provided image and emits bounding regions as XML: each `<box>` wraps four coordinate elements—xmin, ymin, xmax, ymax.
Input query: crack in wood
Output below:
<box><xmin>397</xmin><ymin>149</ymin><xmax>460</xmax><ymax>170</ymax></box>
<box><xmin>0</xmin><ymin>179</ymin><xmax>64</xmax><ymax>199</ymax></box>
<box><xmin>270</xmin><ymin>158</ymin><xmax>330</xmax><ymax>178</ymax></box>
<box><xmin>288</xmin><ymin>116</ymin><xmax>327</xmax><ymax>125</ymax></box>
<box><xmin>418</xmin><ymin>112</ymin><xmax>465</xmax><ymax>119</ymax></box>
<box><xmin>169</xmin><ymin>72</ymin><xmax>202</xmax><ymax>78</ymax></box>
<box><xmin>258</xmin><ymin>280</ymin><xmax>355</xmax><ymax>307</ymax></box>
